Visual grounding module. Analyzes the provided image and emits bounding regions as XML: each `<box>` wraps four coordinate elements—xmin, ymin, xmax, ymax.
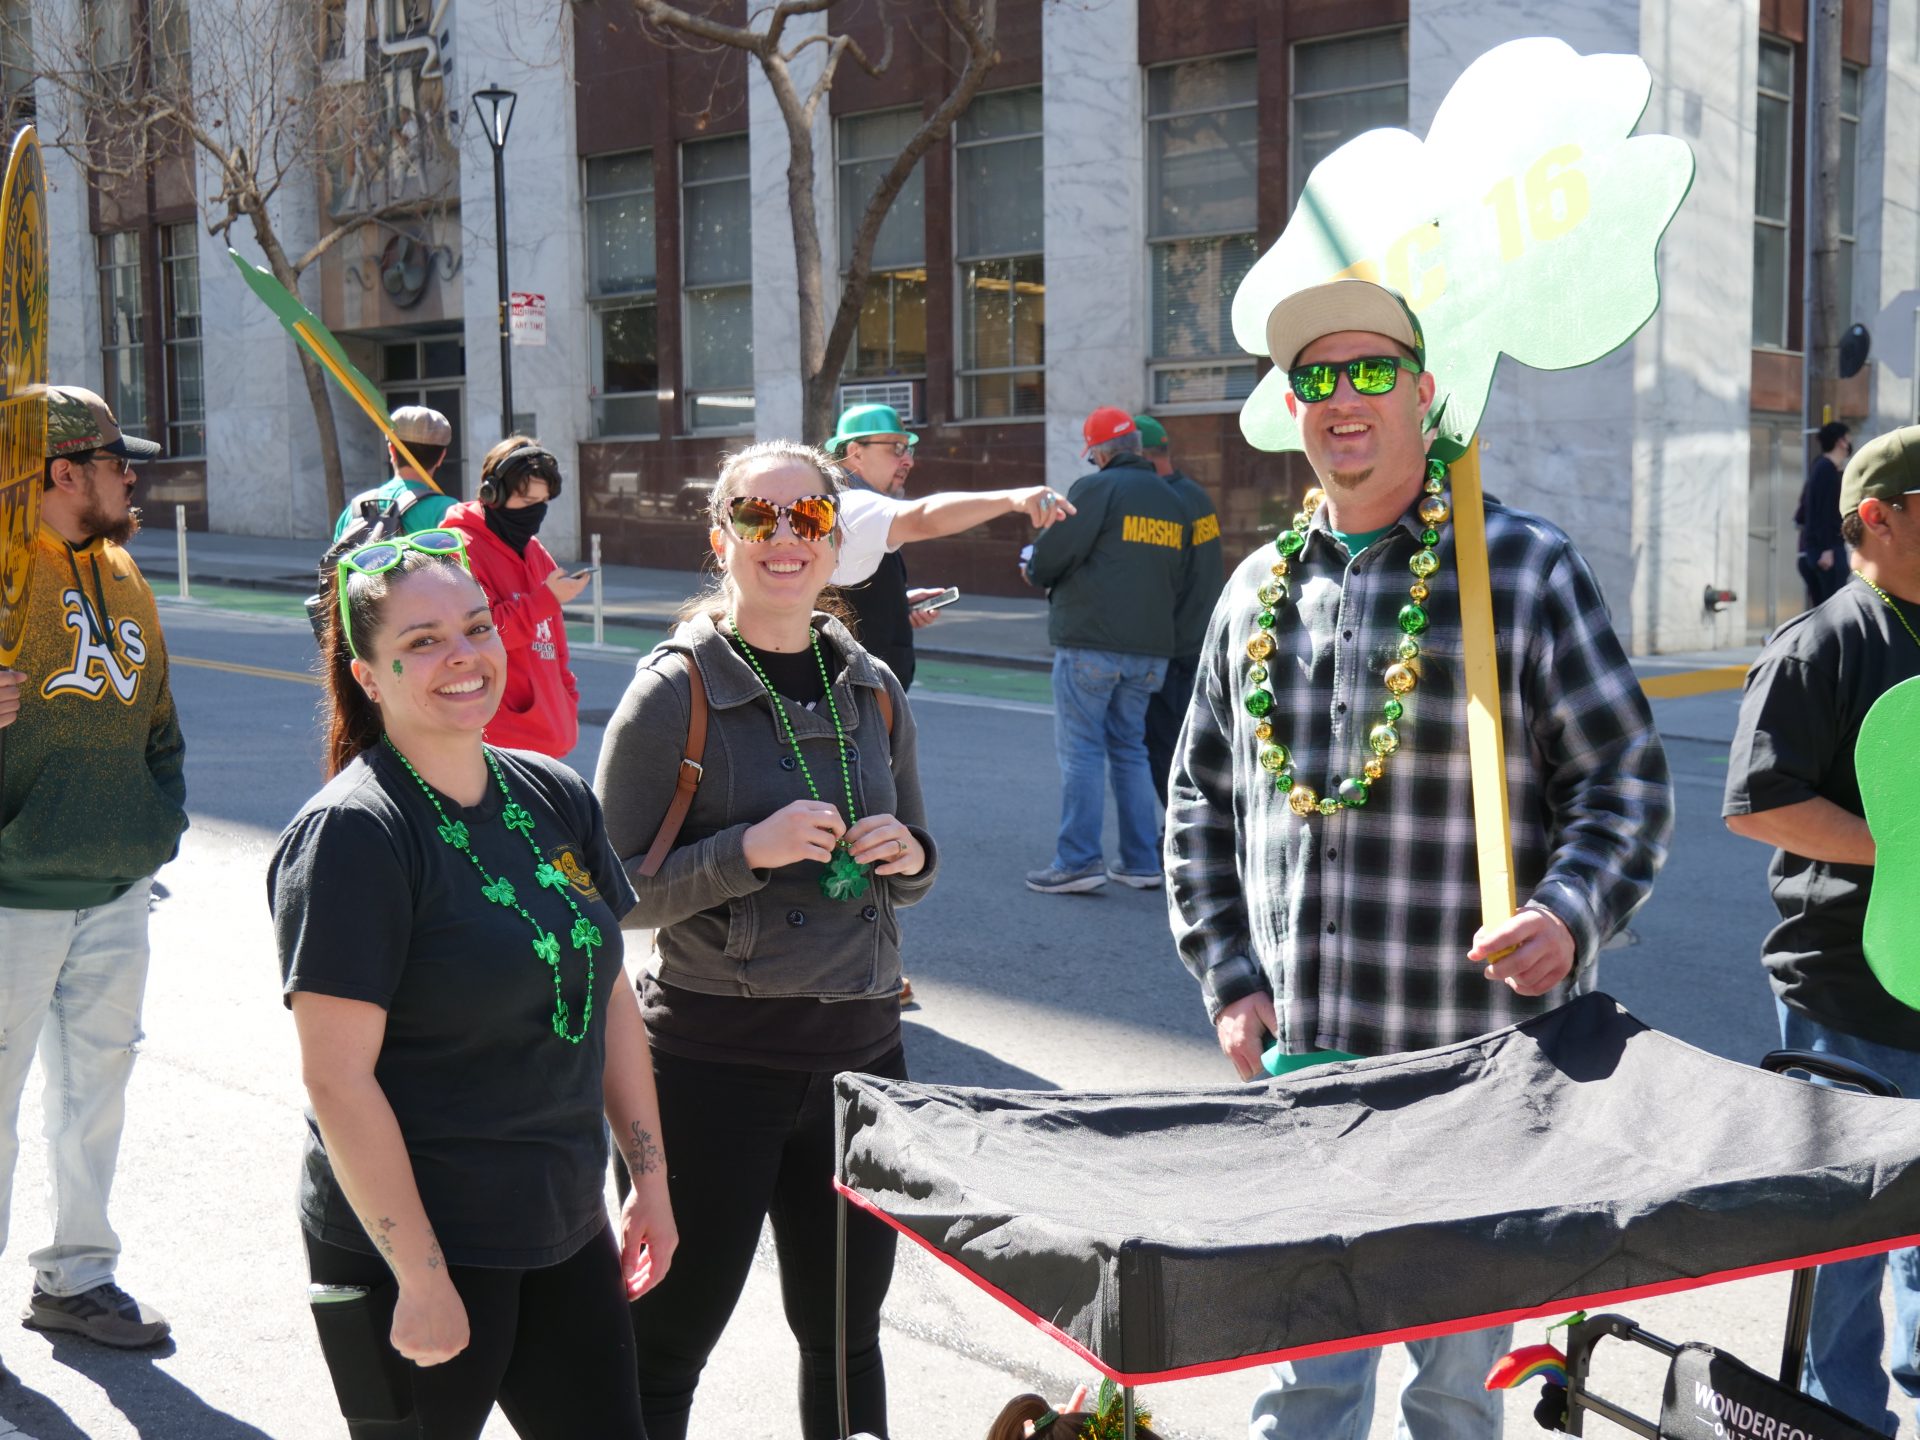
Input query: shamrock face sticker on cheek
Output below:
<box><xmin>392</xmin><ymin>659</ymin><xmax>404</xmax><ymax>676</ymax></box>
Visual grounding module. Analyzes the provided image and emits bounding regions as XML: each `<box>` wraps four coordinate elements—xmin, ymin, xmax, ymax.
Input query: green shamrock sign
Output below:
<box><xmin>1233</xmin><ymin>37</ymin><xmax>1694</xmax><ymax>459</ymax></box>
<box><xmin>1857</xmin><ymin>675</ymin><xmax>1920</xmax><ymax>1008</ymax></box>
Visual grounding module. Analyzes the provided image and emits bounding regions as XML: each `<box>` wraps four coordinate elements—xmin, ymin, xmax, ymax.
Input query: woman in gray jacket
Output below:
<box><xmin>594</xmin><ymin>440</ymin><xmax>936</xmax><ymax>1440</ymax></box>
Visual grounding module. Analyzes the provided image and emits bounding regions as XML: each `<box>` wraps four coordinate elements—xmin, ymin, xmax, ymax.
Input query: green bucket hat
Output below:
<box><xmin>826</xmin><ymin>403</ymin><xmax>917</xmax><ymax>457</ymax></box>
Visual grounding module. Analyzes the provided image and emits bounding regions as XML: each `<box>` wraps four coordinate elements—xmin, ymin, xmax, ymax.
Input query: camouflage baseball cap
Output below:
<box><xmin>46</xmin><ymin>385</ymin><xmax>163</xmax><ymax>460</ymax></box>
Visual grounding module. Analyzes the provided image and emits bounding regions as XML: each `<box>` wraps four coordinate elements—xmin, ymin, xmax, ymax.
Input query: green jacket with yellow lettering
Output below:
<box><xmin>0</xmin><ymin>523</ymin><xmax>188</xmax><ymax>910</ymax></box>
<box><xmin>1027</xmin><ymin>454</ymin><xmax>1193</xmax><ymax>658</ymax></box>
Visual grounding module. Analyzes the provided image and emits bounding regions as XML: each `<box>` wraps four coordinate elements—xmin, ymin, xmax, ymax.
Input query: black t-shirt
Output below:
<box><xmin>269</xmin><ymin>745</ymin><xmax>638</xmax><ymax>1267</ymax></box>
<box><xmin>653</xmin><ymin>627</ymin><xmax>901</xmax><ymax>1070</ymax></box>
<box><xmin>841</xmin><ymin>548</ymin><xmax>916</xmax><ymax>689</ymax></box>
<box><xmin>1724</xmin><ymin>579</ymin><xmax>1920</xmax><ymax>1049</ymax></box>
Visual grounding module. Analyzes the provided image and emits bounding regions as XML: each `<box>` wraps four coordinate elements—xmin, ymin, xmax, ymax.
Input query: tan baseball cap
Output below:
<box><xmin>390</xmin><ymin>405</ymin><xmax>452</xmax><ymax>446</ymax></box>
<box><xmin>1264</xmin><ymin>279</ymin><xmax>1426</xmax><ymax>371</ymax></box>
<box><xmin>1840</xmin><ymin>424</ymin><xmax>1920</xmax><ymax>516</ymax></box>
<box><xmin>45</xmin><ymin>385</ymin><xmax>163</xmax><ymax>460</ymax></box>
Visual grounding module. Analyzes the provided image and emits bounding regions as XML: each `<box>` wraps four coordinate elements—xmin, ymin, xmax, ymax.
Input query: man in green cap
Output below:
<box><xmin>1725</xmin><ymin>422</ymin><xmax>1920</xmax><ymax>1434</ymax></box>
<box><xmin>824</xmin><ymin>401</ymin><xmax>1079</xmax><ymax>687</ymax></box>
<box><xmin>1134</xmin><ymin>415</ymin><xmax>1224</xmax><ymax>805</ymax></box>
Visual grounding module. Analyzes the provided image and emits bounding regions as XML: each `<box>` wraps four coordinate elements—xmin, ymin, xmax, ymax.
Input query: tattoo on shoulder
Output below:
<box><xmin>627</xmin><ymin>1123</ymin><xmax>662</xmax><ymax>1176</ymax></box>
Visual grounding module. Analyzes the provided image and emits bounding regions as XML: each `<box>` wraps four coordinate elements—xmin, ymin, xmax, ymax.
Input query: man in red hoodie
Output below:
<box><xmin>439</xmin><ymin>437</ymin><xmax>586</xmax><ymax>757</ymax></box>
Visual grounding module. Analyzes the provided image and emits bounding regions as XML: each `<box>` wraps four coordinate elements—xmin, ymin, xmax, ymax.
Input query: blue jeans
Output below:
<box><xmin>1050</xmin><ymin>647</ymin><xmax>1167</xmax><ymax>874</ymax></box>
<box><xmin>0</xmin><ymin>880</ymin><xmax>153</xmax><ymax>1296</ymax></box>
<box><xmin>1776</xmin><ymin>1001</ymin><xmax>1920</xmax><ymax>1435</ymax></box>
<box><xmin>1250</xmin><ymin>1327</ymin><xmax>1512</xmax><ymax>1440</ymax></box>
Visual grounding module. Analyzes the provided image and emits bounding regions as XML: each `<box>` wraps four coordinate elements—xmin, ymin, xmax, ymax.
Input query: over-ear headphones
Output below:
<box><xmin>479</xmin><ymin>445</ymin><xmax>561</xmax><ymax>507</ymax></box>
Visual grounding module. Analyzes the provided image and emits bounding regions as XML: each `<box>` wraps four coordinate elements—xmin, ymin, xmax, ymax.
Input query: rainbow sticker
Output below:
<box><xmin>1483</xmin><ymin>1342</ymin><xmax>1570</xmax><ymax>1392</ymax></box>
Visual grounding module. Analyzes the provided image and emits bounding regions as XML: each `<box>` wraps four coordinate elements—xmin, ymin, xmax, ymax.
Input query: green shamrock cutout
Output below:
<box><xmin>570</xmin><ymin>917</ymin><xmax>603</xmax><ymax>954</ymax></box>
<box><xmin>531</xmin><ymin>930</ymin><xmax>560</xmax><ymax>966</ymax></box>
<box><xmin>436</xmin><ymin>819</ymin><xmax>470</xmax><ymax>850</ymax></box>
<box><xmin>1857</xmin><ymin>675</ymin><xmax>1920</xmax><ymax>1008</ymax></box>
<box><xmin>1232</xmin><ymin>37</ymin><xmax>1694</xmax><ymax>461</ymax></box>
<box><xmin>819</xmin><ymin>849</ymin><xmax>872</xmax><ymax>902</ymax></box>
<box><xmin>535</xmin><ymin>861</ymin><xmax>568</xmax><ymax>892</ymax></box>
<box><xmin>502</xmin><ymin>802</ymin><xmax>535</xmax><ymax>835</ymax></box>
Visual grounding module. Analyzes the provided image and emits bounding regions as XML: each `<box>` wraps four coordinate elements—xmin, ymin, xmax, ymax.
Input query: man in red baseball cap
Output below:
<box><xmin>1023</xmin><ymin>406</ymin><xmax>1197</xmax><ymax>894</ymax></box>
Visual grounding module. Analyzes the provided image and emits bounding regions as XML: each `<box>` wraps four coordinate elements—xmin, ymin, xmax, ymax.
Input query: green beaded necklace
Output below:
<box><xmin>385</xmin><ymin>738</ymin><xmax>601</xmax><ymax>1043</ymax></box>
<box><xmin>728</xmin><ymin>618</ymin><xmax>873</xmax><ymax>902</ymax></box>
<box><xmin>1244</xmin><ymin>457</ymin><xmax>1454</xmax><ymax>818</ymax></box>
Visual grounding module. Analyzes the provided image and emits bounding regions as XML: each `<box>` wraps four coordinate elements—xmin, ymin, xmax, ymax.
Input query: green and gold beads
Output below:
<box><xmin>1241</xmin><ymin>459</ymin><xmax>1453</xmax><ymax>817</ymax></box>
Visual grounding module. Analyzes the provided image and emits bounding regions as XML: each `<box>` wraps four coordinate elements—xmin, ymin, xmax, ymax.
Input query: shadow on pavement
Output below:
<box><xmin>31</xmin><ymin>1333</ymin><xmax>277</xmax><ymax>1439</ymax></box>
<box><xmin>904</xmin><ymin>1021</ymin><xmax>1058</xmax><ymax>1090</ymax></box>
<box><xmin>0</xmin><ymin>1374</ymin><xmax>92</xmax><ymax>1440</ymax></box>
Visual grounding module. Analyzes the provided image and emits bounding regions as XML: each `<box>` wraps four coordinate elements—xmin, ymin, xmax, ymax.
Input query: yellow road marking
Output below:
<box><xmin>1639</xmin><ymin>664</ymin><xmax>1748</xmax><ymax>699</ymax></box>
<box><xmin>175</xmin><ymin>655</ymin><xmax>320</xmax><ymax>686</ymax></box>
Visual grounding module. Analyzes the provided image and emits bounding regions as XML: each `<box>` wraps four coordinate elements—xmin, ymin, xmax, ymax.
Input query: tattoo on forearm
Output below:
<box><xmin>426</xmin><ymin>1233</ymin><xmax>443</xmax><ymax>1271</ymax></box>
<box><xmin>627</xmin><ymin>1124</ymin><xmax>662</xmax><ymax>1176</ymax></box>
<box><xmin>372</xmin><ymin>1215</ymin><xmax>397</xmax><ymax>1263</ymax></box>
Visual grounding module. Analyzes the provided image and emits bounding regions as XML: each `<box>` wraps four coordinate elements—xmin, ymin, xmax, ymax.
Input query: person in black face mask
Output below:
<box><xmin>439</xmin><ymin>436</ymin><xmax>587</xmax><ymax>758</ymax></box>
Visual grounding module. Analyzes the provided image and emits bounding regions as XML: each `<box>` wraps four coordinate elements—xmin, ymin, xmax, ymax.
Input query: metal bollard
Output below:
<box><xmin>591</xmin><ymin>533</ymin><xmax>604</xmax><ymax>648</ymax></box>
<box><xmin>175</xmin><ymin>505</ymin><xmax>190</xmax><ymax>601</ymax></box>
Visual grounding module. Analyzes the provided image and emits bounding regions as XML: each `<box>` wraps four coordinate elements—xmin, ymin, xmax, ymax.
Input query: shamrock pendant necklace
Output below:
<box><xmin>1243</xmin><ymin>457</ymin><xmax>1453</xmax><ymax>817</ymax></box>
<box><xmin>729</xmin><ymin>617</ymin><xmax>872</xmax><ymax>901</ymax></box>
<box><xmin>385</xmin><ymin>738</ymin><xmax>601</xmax><ymax>1042</ymax></box>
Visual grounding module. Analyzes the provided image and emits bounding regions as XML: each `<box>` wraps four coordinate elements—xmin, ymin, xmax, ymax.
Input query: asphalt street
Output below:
<box><xmin>0</xmin><ymin>598</ymin><xmax>1906</xmax><ymax>1440</ymax></box>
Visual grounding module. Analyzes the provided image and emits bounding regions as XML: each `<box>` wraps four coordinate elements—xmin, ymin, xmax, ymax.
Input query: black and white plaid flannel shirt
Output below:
<box><xmin>1166</xmin><ymin>494</ymin><xmax>1673</xmax><ymax>1057</ymax></box>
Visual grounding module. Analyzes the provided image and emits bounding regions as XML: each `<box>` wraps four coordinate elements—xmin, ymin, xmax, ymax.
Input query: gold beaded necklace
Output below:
<box><xmin>1243</xmin><ymin>457</ymin><xmax>1453</xmax><ymax>817</ymax></box>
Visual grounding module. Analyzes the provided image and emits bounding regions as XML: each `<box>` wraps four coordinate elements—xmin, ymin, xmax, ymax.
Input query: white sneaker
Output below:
<box><xmin>1106</xmin><ymin>868</ymin><xmax>1164</xmax><ymax>890</ymax></box>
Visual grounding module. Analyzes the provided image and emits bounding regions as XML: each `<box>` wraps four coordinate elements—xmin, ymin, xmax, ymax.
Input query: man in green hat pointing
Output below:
<box><xmin>824</xmin><ymin>403</ymin><xmax>1079</xmax><ymax>639</ymax></box>
<box><xmin>824</xmin><ymin>404</ymin><xmax>943</xmax><ymax>689</ymax></box>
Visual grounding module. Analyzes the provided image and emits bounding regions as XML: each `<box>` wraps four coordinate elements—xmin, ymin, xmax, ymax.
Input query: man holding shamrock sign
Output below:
<box><xmin>1165</xmin><ymin>279</ymin><xmax>1673</xmax><ymax>1438</ymax></box>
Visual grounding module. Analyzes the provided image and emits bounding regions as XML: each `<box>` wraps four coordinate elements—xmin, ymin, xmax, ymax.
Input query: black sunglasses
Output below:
<box><xmin>1287</xmin><ymin>355</ymin><xmax>1421</xmax><ymax>404</ymax></box>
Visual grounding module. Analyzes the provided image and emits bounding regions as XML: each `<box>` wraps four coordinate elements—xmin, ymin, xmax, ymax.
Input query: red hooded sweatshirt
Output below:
<box><xmin>441</xmin><ymin>501</ymin><xmax>580</xmax><ymax>758</ymax></box>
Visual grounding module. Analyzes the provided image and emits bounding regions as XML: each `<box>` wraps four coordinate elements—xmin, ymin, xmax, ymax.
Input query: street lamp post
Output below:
<box><xmin>472</xmin><ymin>83</ymin><xmax>518</xmax><ymax>438</ymax></box>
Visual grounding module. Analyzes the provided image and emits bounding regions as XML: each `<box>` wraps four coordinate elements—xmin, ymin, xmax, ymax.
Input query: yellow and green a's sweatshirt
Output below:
<box><xmin>0</xmin><ymin>523</ymin><xmax>188</xmax><ymax>910</ymax></box>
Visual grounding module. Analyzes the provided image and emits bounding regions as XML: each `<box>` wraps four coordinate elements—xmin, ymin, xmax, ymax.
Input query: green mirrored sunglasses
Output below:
<box><xmin>336</xmin><ymin>529</ymin><xmax>471</xmax><ymax>659</ymax></box>
<box><xmin>1287</xmin><ymin>355</ymin><xmax>1422</xmax><ymax>404</ymax></box>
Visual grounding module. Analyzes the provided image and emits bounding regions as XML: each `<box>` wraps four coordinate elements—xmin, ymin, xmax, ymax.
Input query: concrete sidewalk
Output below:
<box><xmin>126</xmin><ymin>527</ymin><xmax>1763</xmax><ymax>683</ymax></box>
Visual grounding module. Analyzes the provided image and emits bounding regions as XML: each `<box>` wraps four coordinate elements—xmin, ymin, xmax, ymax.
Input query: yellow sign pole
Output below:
<box><xmin>1446</xmin><ymin>436</ymin><xmax>1518</xmax><ymax>929</ymax></box>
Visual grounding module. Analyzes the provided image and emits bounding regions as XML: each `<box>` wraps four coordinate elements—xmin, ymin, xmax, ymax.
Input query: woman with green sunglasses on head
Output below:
<box><xmin>594</xmin><ymin>439</ymin><xmax>938</xmax><ymax>1440</ymax></box>
<box><xmin>268</xmin><ymin>536</ymin><xmax>676</xmax><ymax>1439</ymax></box>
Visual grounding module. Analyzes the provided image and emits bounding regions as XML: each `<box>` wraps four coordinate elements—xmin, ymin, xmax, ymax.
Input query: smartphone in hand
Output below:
<box><xmin>908</xmin><ymin>587</ymin><xmax>961</xmax><ymax>614</ymax></box>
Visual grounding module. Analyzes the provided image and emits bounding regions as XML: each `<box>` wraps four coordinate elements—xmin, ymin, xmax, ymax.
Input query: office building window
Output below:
<box><xmin>1838</xmin><ymin>63</ymin><xmax>1860</xmax><ymax>331</ymax></box>
<box><xmin>1148</xmin><ymin>54</ymin><xmax>1258</xmax><ymax>408</ymax></box>
<box><xmin>1753</xmin><ymin>38</ymin><xmax>1793</xmax><ymax>350</ymax></box>
<box><xmin>98</xmin><ymin>230</ymin><xmax>146</xmax><ymax>436</ymax></box>
<box><xmin>586</xmin><ymin>150</ymin><xmax>659</xmax><ymax>437</ymax></box>
<box><xmin>955</xmin><ymin>88</ymin><xmax>1043</xmax><ymax>419</ymax></box>
<box><xmin>162</xmin><ymin>223</ymin><xmax>203</xmax><ymax>456</ymax></box>
<box><xmin>839</xmin><ymin>108</ymin><xmax>927</xmax><ymax>382</ymax></box>
<box><xmin>1290</xmin><ymin>29</ymin><xmax>1408</xmax><ymax>205</ymax></box>
<box><xmin>681</xmin><ymin>134</ymin><xmax>753</xmax><ymax>432</ymax></box>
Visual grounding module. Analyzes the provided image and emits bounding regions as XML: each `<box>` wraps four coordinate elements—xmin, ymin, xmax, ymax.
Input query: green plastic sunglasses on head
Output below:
<box><xmin>336</xmin><ymin>529</ymin><xmax>471</xmax><ymax>659</ymax></box>
<box><xmin>1287</xmin><ymin>355</ymin><xmax>1422</xmax><ymax>405</ymax></box>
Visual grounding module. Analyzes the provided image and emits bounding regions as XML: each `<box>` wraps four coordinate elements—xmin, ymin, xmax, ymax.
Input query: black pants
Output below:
<box><xmin>305</xmin><ymin>1222</ymin><xmax>645</xmax><ymax>1440</ymax></box>
<box><xmin>632</xmin><ymin>1044</ymin><xmax>907</xmax><ymax>1440</ymax></box>
<box><xmin>1145</xmin><ymin>652</ymin><xmax>1202</xmax><ymax>806</ymax></box>
<box><xmin>1798</xmin><ymin>552</ymin><xmax>1847</xmax><ymax>611</ymax></box>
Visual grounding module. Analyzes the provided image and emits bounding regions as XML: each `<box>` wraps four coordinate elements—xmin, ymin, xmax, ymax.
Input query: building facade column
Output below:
<box><xmin>455</xmin><ymin>0</ymin><xmax>589</xmax><ymax>562</ymax></box>
<box><xmin>748</xmin><ymin>10</ymin><xmax>834</xmax><ymax>445</ymax></box>
<box><xmin>1040</xmin><ymin>0</ymin><xmax>1146</xmax><ymax>488</ymax></box>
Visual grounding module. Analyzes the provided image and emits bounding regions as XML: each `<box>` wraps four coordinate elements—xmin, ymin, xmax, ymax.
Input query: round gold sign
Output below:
<box><xmin>0</xmin><ymin>126</ymin><xmax>48</xmax><ymax>671</ymax></box>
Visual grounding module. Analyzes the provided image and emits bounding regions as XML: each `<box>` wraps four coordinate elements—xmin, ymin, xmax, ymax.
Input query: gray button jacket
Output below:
<box><xmin>594</xmin><ymin>610</ymin><xmax>938</xmax><ymax>1000</ymax></box>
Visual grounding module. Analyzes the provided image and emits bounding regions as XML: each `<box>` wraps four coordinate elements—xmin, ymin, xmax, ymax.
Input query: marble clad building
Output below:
<box><xmin>21</xmin><ymin>0</ymin><xmax>1920</xmax><ymax>651</ymax></box>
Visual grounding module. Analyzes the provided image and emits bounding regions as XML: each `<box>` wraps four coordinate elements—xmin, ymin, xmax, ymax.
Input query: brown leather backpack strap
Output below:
<box><xmin>636</xmin><ymin>657</ymin><xmax>709</xmax><ymax>878</ymax></box>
